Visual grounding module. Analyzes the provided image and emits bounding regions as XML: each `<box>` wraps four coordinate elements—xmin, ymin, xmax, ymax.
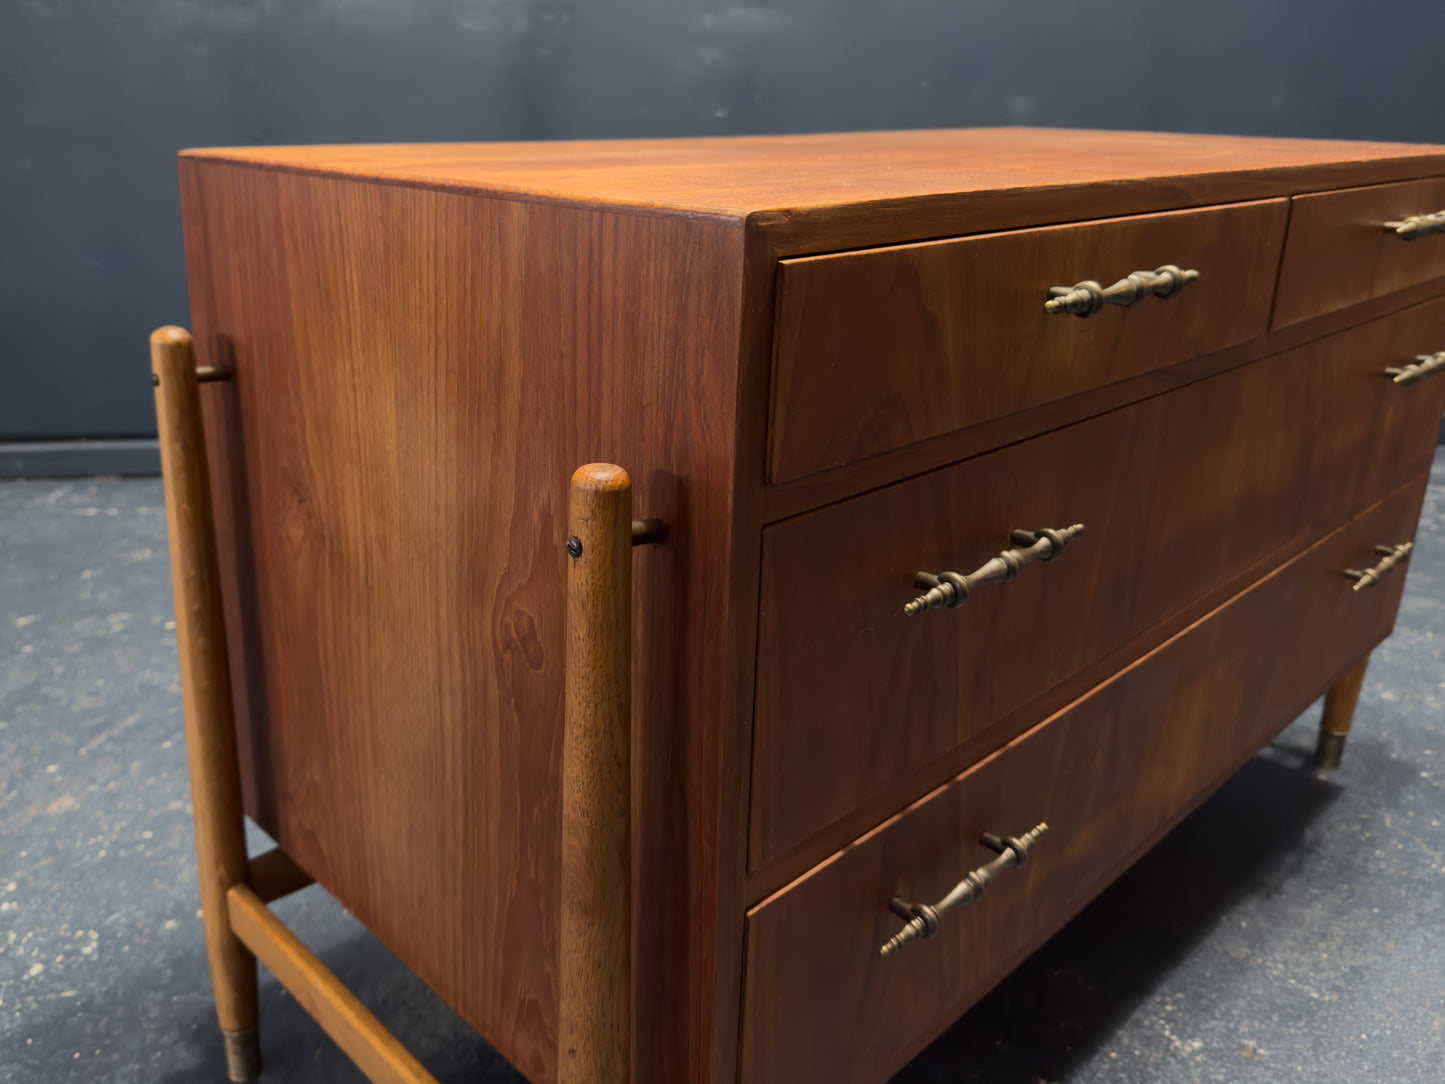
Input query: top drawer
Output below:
<box><xmin>767</xmin><ymin>199</ymin><xmax>1288</xmax><ymax>483</ymax></box>
<box><xmin>1275</xmin><ymin>176</ymin><xmax>1445</xmax><ymax>328</ymax></box>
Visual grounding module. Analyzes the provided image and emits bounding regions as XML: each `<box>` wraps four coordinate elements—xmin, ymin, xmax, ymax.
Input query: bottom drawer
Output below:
<box><xmin>739</xmin><ymin>474</ymin><xmax>1430</xmax><ymax>1084</ymax></box>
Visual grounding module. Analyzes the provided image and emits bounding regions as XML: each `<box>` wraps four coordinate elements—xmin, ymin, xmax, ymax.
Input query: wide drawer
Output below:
<box><xmin>768</xmin><ymin>199</ymin><xmax>1288</xmax><ymax>483</ymax></box>
<box><xmin>1275</xmin><ymin>176</ymin><xmax>1445</xmax><ymax>328</ymax></box>
<box><xmin>751</xmin><ymin>296</ymin><xmax>1445</xmax><ymax>872</ymax></box>
<box><xmin>740</xmin><ymin>476</ymin><xmax>1428</xmax><ymax>1084</ymax></box>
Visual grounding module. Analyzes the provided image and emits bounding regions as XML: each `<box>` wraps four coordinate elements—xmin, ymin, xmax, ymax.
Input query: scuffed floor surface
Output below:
<box><xmin>2</xmin><ymin>451</ymin><xmax>1442</xmax><ymax>1084</ymax></box>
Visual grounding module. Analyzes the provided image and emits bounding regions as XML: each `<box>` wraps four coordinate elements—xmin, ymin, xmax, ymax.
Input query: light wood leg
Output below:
<box><xmin>152</xmin><ymin>327</ymin><xmax>260</xmax><ymax>1082</ymax></box>
<box><xmin>1315</xmin><ymin>654</ymin><xmax>1371</xmax><ymax>770</ymax></box>
<box><xmin>559</xmin><ymin>465</ymin><xmax>633</xmax><ymax>1084</ymax></box>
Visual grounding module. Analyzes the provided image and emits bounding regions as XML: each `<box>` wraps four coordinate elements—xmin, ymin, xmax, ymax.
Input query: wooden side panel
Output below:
<box><xmin>769</xmin><ymin>199</ymin><xmax>1288</xmax><ymax>481</ymax></box>
<box><xmin>179</xmin><ymin>162</ymin><xmax>746</xmax><ymax>1084</ymax></box>
<box><xmin>751</xmin><ymin>297</ymin><xmax>1445</xmax><ymax>878</ymax></box>
<box><xmin>741</xmin><ymin>475</ymin><xmax>1430</xmax><ymax>1084</ymax></box>
<box><xmin>1274</xmin><ymin>176</ymin><xmax>1445</xmax><ymax>328</ymax></box>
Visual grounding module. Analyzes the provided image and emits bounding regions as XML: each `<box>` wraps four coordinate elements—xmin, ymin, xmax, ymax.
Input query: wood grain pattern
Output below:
<box><xmin>181</xmin><ymin>160</ymin><xmax>746</xmax><ymax>1084</ymax></box>
<box><xmin>560</xmin><ymin>465</ymin><xmax>632</xmax><ymax>1084</ymax></box>
<box><xmin>751</xmin><ymin>295</ymin><xmax>1445</xmax><ymax>878</ymax></box>
<box><xmin>150</xmin><ymin>326</ymin><xmax>259</xmax><ymax>1078</ymax></box>
<box><xmin>171</xmin><ymin>131</ymin><xmax>1445</xmax><ymax>1084</ymax></box>
<box><xmin>181</xmin><ymin>129</ymin><xmax>1445</xmax><ymax>257</ymax></box>
<box><xmin>228</xmin><ymin>885</ymin><xmax>439</xmax><ymax>1084</ymax></box>
<box><xmin>741</xmin><ymin>475</ymin><xmax>1430</xmax><ymax>1084</ymax></box>
<box><xmin>769</xmin><ymin>199</ymin><xmax>1288</xmax><ymax>481</ymax></box>
<box><xmin>762</xmin><ymin>273</ymin><xmax>1445</xmax><ymax>524</ymax></box>
<box><xmin>1275</xmin><ymin>176</ymin><xmax>1445</xmax><ymax>328</ymax></box>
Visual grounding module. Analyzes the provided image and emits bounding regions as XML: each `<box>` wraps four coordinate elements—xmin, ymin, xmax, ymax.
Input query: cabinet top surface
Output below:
<box><xmin>182</xmin><ymin>127</ymin><xmax>1445</xmax><ymax>222</ymax></box>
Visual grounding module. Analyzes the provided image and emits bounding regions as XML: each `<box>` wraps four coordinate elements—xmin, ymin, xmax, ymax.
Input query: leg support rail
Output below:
<box><xmin>227</xmin><ymin>885</ymin><xmax>440</xmax><ymax>1084</ymax></box>
<box><xmin>247</xmin><ymin>846</ymin><xmax>317</xmax><ymax>905</ymax></box>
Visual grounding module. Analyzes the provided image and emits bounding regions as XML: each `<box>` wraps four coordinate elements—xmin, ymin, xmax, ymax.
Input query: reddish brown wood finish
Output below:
<box><xmin>762</xmin><ymin>274</ymin><xmax>1445</xmax><ymax>524</ymax></box>
<box><xmin>1275</xmin><ymin>176</ymin><xmax>1445</xmax><ymax>328</ymax></box>
<box><xmin>183</xmin><ymin>129</ymin><xmax>1445</xmax><ymax>257</ymax></box>
<box><xmin>741</xmin><ymin>476</ymin><xmax>1430</xmax><ymax>1084</ymax></box>
<box><xmin>769</xmin><ymin>199</ymin><xmax>1288</xmax><ymax>481</ymax></box>
<box><xmin>181</xmin><ymin>162</ymin><xmax>746</xmax><ymax>1084</ymax></box>
<box><xmin>170</xmin><ymin>131</ymin><xmax>1445</xmax><ymax>1084</ymax></box>
<box><xmin>751</xmin><ymin>296</ymin><xmax>1445</xmax><ymax>877</ymax></box>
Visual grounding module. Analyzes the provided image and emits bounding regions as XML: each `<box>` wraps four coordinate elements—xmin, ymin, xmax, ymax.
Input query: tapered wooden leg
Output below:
<box><xmin>152</xmin><ymin>327</ymin><xmax>260</xmax><ymax>1082</ymax></box>
<box><xmin>559</xmin><ymin>465</ymin><xmax>632</xmax><ymax>1084</ymax></box>
<box><xmin>1316</xmin><ymin>654</ymin><xmax>1371</xmax><ymax>770</ymax></box>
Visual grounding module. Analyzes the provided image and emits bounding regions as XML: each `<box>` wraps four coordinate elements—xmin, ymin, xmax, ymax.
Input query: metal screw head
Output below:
<box><xmin>565</xmin><ymin>536</ymin><xmax>583</xmax><ymax>558</ymax></box>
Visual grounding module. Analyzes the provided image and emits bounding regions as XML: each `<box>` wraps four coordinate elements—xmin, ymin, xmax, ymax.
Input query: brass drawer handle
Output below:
<box><xmin>904</xmin><ymin>524</ymin><xmax>1085</xmax><ymax>616</ymax></box>
<box><xmin>1385</xmin><ymin>351</ymin><xmax>1445</xmax><ymax>386</ymax></box>
<box><xmin>1385</xmin><ymin>211</ymin><xmax>1445</xmax><ymax>240</ymax></box>
<box><xmin>880</xmin><ymin>823</ymin><xmax>1049</xmax><ymax>958</ymax></box>
<box><xmin>1344</xmin><ymin>542</ymin><xmax>1412</xmax><ymax>591</ymax></box>
<box><xmin>1044</xmin><ymin>264</ymin><xmax>1199</xmax><ymax>317</ymax></box>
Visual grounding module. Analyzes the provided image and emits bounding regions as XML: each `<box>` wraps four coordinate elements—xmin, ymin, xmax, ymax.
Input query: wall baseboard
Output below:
<box><xmin>1</xmin><ymin>420</ymin><xmax>1441</xmax><ymax>481</ymax></box>
<box><xmin>0</xmin><ymin>439</ymin><xmax>161</xmax><ymax>479</ymax></box>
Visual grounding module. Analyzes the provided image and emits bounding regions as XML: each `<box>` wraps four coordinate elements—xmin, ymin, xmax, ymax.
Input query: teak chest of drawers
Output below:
<box><xmin>156</xmin><ymin>129</ymin><xmax>1445</xmax><ymax>1084</ymax></box>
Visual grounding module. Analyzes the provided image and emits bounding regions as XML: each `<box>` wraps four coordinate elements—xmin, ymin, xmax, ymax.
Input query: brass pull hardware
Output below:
<box><xmin>880</xmin><ymin>823</ymin><xmax>1049</xmax><ymax>958</ymax></box>
<box><xmin>1385</xmin><ymin>351</ymin><xmax>1445</xmax><ymax>386</ymax></box>
<box><xmin>566</xmin><ymin>517</ymin><xmax>666</xmax><ymax>557</ymax></box>
<box><xmin>1385</xmin><ymin>211</ymin><xmax>1445</xmax><ymax>240</ymax></box>
<box><xmin>1344</xmin><ymin>542</ymin><xmax>1412</xmax><ymax>591</ymax></box>
<box><xmin>1044</xmin><ymin>264</ymin><xmax>1199</xmax><ymax>317</ymax></box>
<box><xmin>904</xmin><ymin>524</ymin><xmax>1085</xmax><ymax>616</ymax></box>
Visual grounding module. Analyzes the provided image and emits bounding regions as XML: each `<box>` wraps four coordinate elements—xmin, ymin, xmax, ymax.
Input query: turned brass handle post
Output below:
<box><xmin>1385</xmin><ymin>351</ymin><xmax>1445</xmax><ymax>386</ymax></box>
<box><xmin>905</xmin><ymin>524</ymin><xmax>1085</xmax><ymax>616</ymax></box>
<box><xmin>148</xmin><ymin>365</ymin><xmax>229</xmax><ymax>386</ymax></box>
<box><xmin>880</xmin><ymin>823</ymin><xmax>1049</xmax><ymax>958</ymax></box>
<box><xmin>1344</xmin><ymin>542</ymin><xmax>1412</xmax><ymax>591</ymax></box>
<box><xmin>1044</xmin><ymin>264</ymin><xmax>1199</xmax><ymax>317</ymax></box>
<box><xmin>1385</xmin><ymin>211</ymin><xmax>1445</xmax><ymax>240</ymax></box>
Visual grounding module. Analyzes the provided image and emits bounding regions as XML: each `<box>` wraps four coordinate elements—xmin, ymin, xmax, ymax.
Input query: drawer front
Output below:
<box><xmin>1275</xmin><ymin>176</ymin><xmax>1445</xmax><ymax>328</ymax></box>
<box><xmin>751</xmin><ymin>297</ymin><xmax>1445</xmax><ymax>871</ymax></box>
<box><xmin>741</xmin><ymin>478</ymin><xmax>1428</xmax><ymax>1084</ymax></box>
<box><xmin>768</xmin><ymin>199</ymin><xmax>1288</xmax><ymax>483</ymax></box>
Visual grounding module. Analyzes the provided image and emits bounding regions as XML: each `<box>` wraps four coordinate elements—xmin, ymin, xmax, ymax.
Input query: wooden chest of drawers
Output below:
<box><xmin>172</xmin><ymin>129</ymin><xmax>1445</xmax><ymax>1084</ymax></box>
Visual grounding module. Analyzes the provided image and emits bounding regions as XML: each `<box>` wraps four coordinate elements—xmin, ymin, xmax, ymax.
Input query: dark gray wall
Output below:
<box><xmin>6</xmin><ymin>1</ymin><xmax>1445</xmax><ymax>446</ymax></box>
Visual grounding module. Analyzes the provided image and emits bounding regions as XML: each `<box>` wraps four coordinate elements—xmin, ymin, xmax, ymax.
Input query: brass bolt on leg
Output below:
<box><xmin>1315</xmin><ymin>730</ymin><xmax>1348</xmax><ymax>771</ymax></box>
<box><xmin>1315</xmin><ymin>655</ymin><xmax>1371</xmax><ymax>771</ymax></box>
<box><xmin>223</xmin><ymin>1027</ymin><xmax>261</xmax><ymax>1083</ymax></box>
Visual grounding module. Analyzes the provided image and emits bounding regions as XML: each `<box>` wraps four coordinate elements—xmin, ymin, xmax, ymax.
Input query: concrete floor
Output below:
<box><xmin>2</xmin><ymin>454</ymin><xmax>1443</xmax><ymax>1084</ymax></box>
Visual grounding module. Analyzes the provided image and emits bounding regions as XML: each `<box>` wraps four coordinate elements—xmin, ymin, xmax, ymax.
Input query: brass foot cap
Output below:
<box><xmin>1315</xmin><ymin>730</ymin><xmax>1347</xmax><ymax>771</ymax></box>
<box><xmin>223</xmin><ymin>1027</ymin><xmax>261</xmax><ymax>1083</ymax></box>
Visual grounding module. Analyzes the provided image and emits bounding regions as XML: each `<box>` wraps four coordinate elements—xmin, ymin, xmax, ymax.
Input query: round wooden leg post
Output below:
<box><xmin>152</xmin><ymin>327</ymin><xmax>260</xmax><ymax>1082</ymax></box>
<box><xmin>1316</xmin><ymin>654</ymin><xmax>1371</xmax><ymax>770</ymax></box>
<box><xmin>560</xmin><ymin>465</ymin><xmax>633</xmax><ymax>1084</ymax></box>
